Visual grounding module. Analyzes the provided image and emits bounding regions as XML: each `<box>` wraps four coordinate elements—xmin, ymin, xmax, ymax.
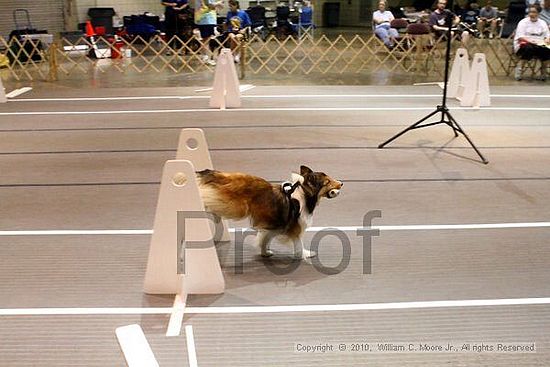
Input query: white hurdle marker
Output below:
<box><xmin>0</xmin><ymin>76</ymin><xmax>6</xmax><ymax>103</ymax></box>
<box><xmin>143</xmin><ymin>159</ymin><xmax>225</xmax><ymax>295</ymax></box>
<box><xmin>210</xmin><ymin>48</ymin><xmax>241</xmax><ymax>109</ymax></box>
<box><xmin>448</xmin><ymin>48</ymin><xmax>470</xmax><ymax>100</ymax></box>
<box><xmin>116</xmin><ymin>324</ymin><xmax>160</xmax><ymax>367</ymax></box>
<box><xmin>461</xmin><ymin>53</ymin><xmax>491</xmax><ymax>108</ymax></box>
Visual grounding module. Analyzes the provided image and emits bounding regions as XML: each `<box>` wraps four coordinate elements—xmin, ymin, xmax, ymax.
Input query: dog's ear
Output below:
<box><xmin>300</xmin><ymin>165</ymin><xmax>313</xmax><ymax>176</ymax></box>
<box><xmin>291</xmin><ymin>172</ymin><xmax>305</xmax><ymax>184</ymax></box>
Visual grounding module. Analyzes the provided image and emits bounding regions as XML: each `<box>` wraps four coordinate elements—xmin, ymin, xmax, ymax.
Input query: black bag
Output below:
<box><xmin>8</xmin><ymin>9</ymin><xmax>46</xmax><ymax>64</ymax></box>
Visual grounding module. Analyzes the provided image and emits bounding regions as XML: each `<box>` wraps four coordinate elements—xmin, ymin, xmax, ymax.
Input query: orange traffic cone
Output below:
<box><xmin>85</xmin><ymin>20</ymin><xmax>95</xmax><ymax>37</ymax></box>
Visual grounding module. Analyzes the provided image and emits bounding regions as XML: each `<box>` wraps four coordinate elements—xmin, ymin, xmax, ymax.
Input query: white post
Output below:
<box><xmin>0</xmin><ymin>77</ymin><xmax>6</xmax><ymax>103</ymax></box>
<box><xmin>210</xmin><ymin>48</ymin><xmax>241</xmax><ymax>109</ymax></box>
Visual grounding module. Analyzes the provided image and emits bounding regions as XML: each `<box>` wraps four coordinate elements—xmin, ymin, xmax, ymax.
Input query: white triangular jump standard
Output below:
<box><xmin>0</xmin><ymin>77</ymin><xmax>6</xmax><ymax>103</ymax></box>
<box><xmin>460</xmin><ymin>53</ymin><xmax>491</xmax><ymax>108</ymax></box>
<box><xmin>210</xmin><ymin>48</ymin><xmax>241</xmax><ymax>109</ymax></box>
<box><xmin>448</xmin><ymin>48</ymin><xmax>470</xmax><ymax>100</ymax></box>
<box><xmin>143</xmin><ymin>159</ymin><xmax>225</xmax><ymax>296</ymax></box>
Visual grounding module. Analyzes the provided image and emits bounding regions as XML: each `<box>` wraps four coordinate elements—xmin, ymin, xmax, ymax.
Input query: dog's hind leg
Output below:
<box><xmin>256</xmin><ymin>230</ymin><xmax>274</xmax><ymax>257</ymax></box>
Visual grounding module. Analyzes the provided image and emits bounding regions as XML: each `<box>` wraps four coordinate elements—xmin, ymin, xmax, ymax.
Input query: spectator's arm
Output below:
<box><xmin>161</xmin><ymin>2</ymin><xmax>178</xmax><ymax>7</ymax></box>
<box><xmin>243</xmin><ymin>12</ymin><xmax>252</xmax><ymax>27</ymax></box>
<box><xmin>453</xmin><ymin>15</ymin><xmax>460</xmax><ymax>25</ymax></box>
<box><xmin>174</xmin><ymin>3</ymin><xmax>188</xmax><ymax>10</ymax></box>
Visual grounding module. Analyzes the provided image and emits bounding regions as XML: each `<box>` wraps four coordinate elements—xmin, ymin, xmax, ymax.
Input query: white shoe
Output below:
<box><xmin>234</xmin><ymin>54</ymin><xmax>240</xmax><ymax>63</ymax></box>
<box><xmin>200</xmin><ymin>54</ymin><xmax>209</xmax><ymax>63</ymax></box>
<box><xmin>207</xmin><ymin>59</ymin><xmax>216</xmax><ymax>66</ymax></box>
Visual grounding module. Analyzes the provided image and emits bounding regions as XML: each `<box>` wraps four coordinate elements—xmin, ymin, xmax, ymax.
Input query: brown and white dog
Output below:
<box><xmin>196</xmin><ymin>165</ymin><xmax>343</xmax><ymax>259</ymax></box>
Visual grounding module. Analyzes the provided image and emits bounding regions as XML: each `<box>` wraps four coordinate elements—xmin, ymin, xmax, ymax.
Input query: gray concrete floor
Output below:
<box><xmin>0</xmin><ymin>85</ymin><xmax>549</xmax><ymax>366</ymax></box>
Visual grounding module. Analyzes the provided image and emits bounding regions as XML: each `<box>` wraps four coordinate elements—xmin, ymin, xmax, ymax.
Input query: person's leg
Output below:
<box><xmin>537</xmin><ymin>47</ymin><xmax>550</xmax><ymax>80</ymax></box>
<box><xmin>388</xmin><ymin>28</ymin><xmax>399</xmax><ymax>46</ymax></box>
<box><xmin>165</xmin><ymin>13</ymin><xmax>177</xmax><ymax>54</ymax></box>
<box><xmin>515</xmin><ymin>44</ymin><xmax>535</xmax><ymax>80</ymax></box>
<box><xmin>477</xmin><ymin>20</ymin><xmax>485</xmax><ymax>37</ymax></box>
<box><xmin>374</xmin><ymin>27</ymin><xmax>391</xmax><ymax>47</ymax></box>
<box><xmin>489</xmin><ymin>19</ymin><xmax>497</xmax><ymax>38</ymax></box>
<box><xmin>198</xmin><ymin>25</ymin><xmax>216</xmax><ymax>64</ymax></box>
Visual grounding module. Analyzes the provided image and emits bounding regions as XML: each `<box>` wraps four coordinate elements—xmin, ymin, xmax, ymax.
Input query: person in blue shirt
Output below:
<box><xmin>221</xmin><ymin>0</ymin><xmax>251</xmax><ymax>63</ymax></box>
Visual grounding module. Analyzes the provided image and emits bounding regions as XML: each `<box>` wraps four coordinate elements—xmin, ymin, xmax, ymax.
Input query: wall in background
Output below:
<box><xmin>74</xmin><ymin>0</ymin><xmax>164</xmax><ymax>23</ymax></box>
<box><xmin>0</xmin><ymin>0</ymin><xmax>64</xmax><ymax>38</ymax></box>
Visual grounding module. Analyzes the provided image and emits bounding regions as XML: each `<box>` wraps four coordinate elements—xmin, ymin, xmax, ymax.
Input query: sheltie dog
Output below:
<box><xmin>197</xmin><ymin>165</ymin><xmax>343</xmax><ymax>259</ymax></box>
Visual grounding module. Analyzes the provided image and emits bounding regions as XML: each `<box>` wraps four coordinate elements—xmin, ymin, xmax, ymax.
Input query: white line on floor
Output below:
<box><xmin>1</xmin><ymin>107</ymin><xmax>549</xmax><ymax>116</ymax></box>
<box><xmin>1</xmin><ymin>297</ymin><xmax>549</xmax><ymax>316</ymax></box>
<box><xmin>1</xmin><ymin>222</ymin><xmax>549</xmax><ymax>237</ymax></box>
<box><xmin>185</xmin><ymin>325</ymin><xmax>199</xmax><ymax>367</ymax></box>
<box><xmin>5</xmin><ymin>87</ymin><xmax>32</xmax><ymax>99</ymax></box>
<box><xmin>166</xmin><ymin>294</ymin><xmax>186</xmax><ymax>337</ymax></box>
<box><xmin>8</xmin><ymin>94</ymin><xmax>550</xmax><ymax>102</ymax></box>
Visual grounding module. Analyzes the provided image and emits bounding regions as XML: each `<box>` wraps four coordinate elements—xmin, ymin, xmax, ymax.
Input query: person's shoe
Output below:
<box><xmin>207</xmin><ymin>59</ymin><xmax>216</xmax><ymax>66</ymax></box>
<box><xmin>234</xmin><ymin>54</ymin><xmax>240</xmax><ymax>63</ymax></box>
<box><xmin>489</xmin><ymin>33</ymin><xmax>494</xmax><ymax>39</ymax></box>
<box><xmin>200</xmin><ymin>54</ymin><xmax>209</xmax><ymax>63</ymax></box>
<box><xmin>514</xmin><ymin>66</ymin><xmax>523</xmax><ymax>81</ymax></box>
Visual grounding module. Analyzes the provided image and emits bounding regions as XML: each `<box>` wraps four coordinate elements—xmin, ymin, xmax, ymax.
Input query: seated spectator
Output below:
<box><xmin>429</xmin><ymin>0</ymin><xmax>460</xmax><ymax>38</ymax></box>
<box><xmin>222</xmin><ymin>0</ymin><xmax>251</xmax><ymax>63</ymax></box>
<box><xmin>540</xmin><ymin>1</ymin><xmax>550</xmax><ymax>24</ymax></box>
<box><xmin>462</xmin><ymin>2</ymin><xmax>480</xmax><ymax>24</ymax></box>
<box><xmin>478</xmin><ymin>0</ymin><xmax>499</xmax><ymax>38</ymax></box>
<box><xmin>373</xmin><ymin>1</ymin><xmax>399</xmax><ymax>48</ymax></box>
<box><xmin>514</xmin><ymin>5</ymin><xmax>550</xmax><ymax>80</ymax></box>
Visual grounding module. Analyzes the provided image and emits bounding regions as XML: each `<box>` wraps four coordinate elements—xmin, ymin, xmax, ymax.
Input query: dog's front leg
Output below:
<box><xmin>256</xmin><ymin>230</ymin><xmax>274</xmax><ymax>257</ymax></box>
<box><xmin>294</xmin><ymin>237</ymin><xmax>316</xmax><ymax>260</ymax></box>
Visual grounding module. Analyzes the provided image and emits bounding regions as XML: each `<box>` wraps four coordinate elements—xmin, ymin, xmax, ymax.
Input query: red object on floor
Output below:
<box><xmin>112</xmin><ymin>40</ymin><xmax>124</xmax><ymax>59</ymax></box>
<box><xmin>95</xmin><ymin>26</ymin><xmax>106</xmax><ymax>36</ymax></box>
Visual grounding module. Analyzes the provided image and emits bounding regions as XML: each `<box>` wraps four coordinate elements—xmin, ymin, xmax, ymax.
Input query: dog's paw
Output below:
<box><xmin>261</xmin><ymin>249</ymin><xmax>274</xmax><ymax>257</ymax></box>
<box><xmin>298</xmin><ymin>249</ymin><xmax>317</xmax><ymax>260</ymax></box>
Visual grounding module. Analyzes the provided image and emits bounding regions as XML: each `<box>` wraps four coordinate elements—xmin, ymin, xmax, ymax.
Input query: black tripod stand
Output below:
<box><xmin>378</xmin><ymin>2</ymin><xmax>488</xmax><ymax>164</ymax></box>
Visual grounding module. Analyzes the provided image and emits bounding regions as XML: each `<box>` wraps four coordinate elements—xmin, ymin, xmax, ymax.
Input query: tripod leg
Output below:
<box><xmin>378</xmin><ymin>109</ymin><xmax>440</xmax><ymax>148</ymax></box>
<box><xmin>446</xmin><ymin>111</ymin><xmax>489</xmax><ymax>164</ymax></box>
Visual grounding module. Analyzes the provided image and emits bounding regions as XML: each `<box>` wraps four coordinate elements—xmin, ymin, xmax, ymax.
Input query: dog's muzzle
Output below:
<box><xmin>327</xmin><ymin>189</ymin><xmax>340</xmax><ymax>198</ymax></box>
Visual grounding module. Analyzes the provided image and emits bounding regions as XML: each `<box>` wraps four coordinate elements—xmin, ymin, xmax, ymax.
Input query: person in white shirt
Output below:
<box><xmin>514</xmin><ymin>5</ymin><xmax>550</xmax><ymax>80</ymax></box>
<box><xmin>373</xmin><ymin>1</ymin><xmax>399</xmax><ymax>47</ymax></box>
